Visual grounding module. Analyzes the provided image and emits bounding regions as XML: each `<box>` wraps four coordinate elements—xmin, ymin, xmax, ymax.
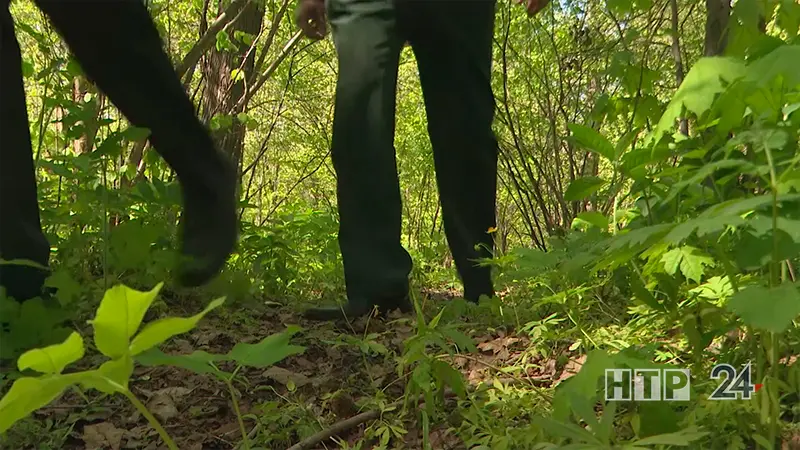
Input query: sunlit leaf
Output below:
<box><xmin>650</xmin><ymin>57</ymin><xmax>746</xmax><ymax>144</ymax></box>
<box><xmin>135</xmin><ymin>348</ymin><xmax>227</xmax><ymax>376</ymax></box>
<box><xmin>572</xmin><ymin>212</ymin><xmax>609</xmax><ymax>230</ymax></box>
<box><xmin>0</xmin><ymin>374</ymin><xmax>80</xmax><ymax>433</ymax></box>
<box><xmin>81</xmin><ymin>356</ymin><xmax>134</xmax><ymax>394</ymax></box>
<box><xmin>17</xmin><ymin>332</ymin><xmax>84</xmax><ymax>375</ymax></box>
<box><xmin>128</xmin><ymin>297</ymin><xmax>225</xmax><ymax>356</ymax></box>
<box><xmin>568</xmin><ymin>124</ymin><xmax>616</xmax><ymax>162</ymax></box>
<box><xmin>565</xmin><ymin>176</ymin><xmax>607</xmax><ymax>201</ymax></box>
<box><xmin>226</xmin><ymin>325</ymin><xmax>306</xmax><ymax>368</ymax></box>
<box><xmin>89</xmin><ymin>283</ymin><xmax>164</xmax><ymax>358</ymax></box>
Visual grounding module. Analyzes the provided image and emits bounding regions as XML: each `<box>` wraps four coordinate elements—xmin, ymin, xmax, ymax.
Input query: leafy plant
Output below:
<box><xmin>0</xmin><ymin>282</ymin><xmax>224</xmax><ymax>449</ymax></box>
<box><xmin>135</xmin><ymin>326</ymin><xmax>307</xmax><ymax>450</ymax></box>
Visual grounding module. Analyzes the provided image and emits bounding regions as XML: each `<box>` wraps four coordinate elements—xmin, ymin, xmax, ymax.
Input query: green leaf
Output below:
<box><xmin>440</xmin><ymin>327</ymin><xmax>477</xmax><ymax>353</ymax></box>
<box><xmin>226</xmin><ymin>326</ymin><xmax>306</xmax><ymax>368</ymax></box>
<box><xmin>215</xmin><ymin>30</ymin><xmax>236</xmax><ymax>52</ymax></box>
<box><xmin>627</xmin><ymin>267</ymin><xmax>665</xmax><ymax>312</ymax></box>
<box><xmin>431</xmin><ymin>360</ymin><xmax>467</xmax><ymax>398</ymax></box>
<box><xmin>701</xmin><ymin>193</ymin><xmax>800</xmax><ymax>219</ymax></box>
<box><xmin>662</xmin><ymin>159</ymin><xmax>755</xmax><ymax>205</ymax></box>
<box><xmin>661</xmin><ymin>246</ymin><xmax>715</xmax><ymax>283</ymax></box>
<box><xmin>44</xmin><ymin>269</ymin><xmax>82</xmax><ymax>306</ymax></box>
<box><xmin>607</xmin><ymin>224</ymin><xmax>674</xmax><ymax>251</ymax></box>
<box><xmin>233</xmin><ymin>30</ymin><xmax>256</xmax><ymax>45</ymax></box>
<box><xmin>135</xmin><ymin>348</ymin><xmax>227</xmax><ymax>376</ymax></box>
<box><xmin>565</xmin><ymin>176</ymin><xmax>607</xmax><ymax>201</ymax></box>
<box><xmin>210</xmin><ymin>113</ymin><xmax>234</xmax><ymax>131</ymax></box>
<box><xmin>607</xmin><ymin>0</ymin><xmax>633</xmax><ymax>16</ymax></box>
<box><xmin>615</xmin><ymin>127</ymin><xmax>641</xmax><ymax>158</ymax></box>
<box><xmin>573</xmin><ymin>212</ymin><xmax>609</xmax><ymax>230</ymax></box>
<box><xmin>128</xmin><ymin>297</ymin><xmax>225</xmax><ymax>356</ymax></box>
<box><xmin>428</xmin><ymin>308</ymin><xmax>445</xmax><ymax>329</ymax></box>
<box><xmin>662</xmin><ymin>213</ymin><xmax>747</xmax><ymax>245</ymax></box>
<box><xmin>231</xmin><ymin>68</ymin><xmax>245</xmax><ymax>83</ymax></box>
<box><xmin>89</xmin><ymin>283</ymin><xmax>164</xmax><ymax>358</ymax></box>
<box><xmin>552</xmin><ymin>349</ymin><xmax>615</xmax><ymax>421</ymax></box>
<box><xmin>630</xmin><ymin>426</ymin><xmax>709</xmax><ymax>446</ymax></box>
<box><xmin>727</xmin><ymin>283</ymin><xmax>800</xmax><ymax>333</ymax></box>
<box><xmin>0</xmin><ymin>374</ymin><xmax>78</xmax><ymax>433</ymax></box>
<box><xmin>81</xmin><ymin>356</ymin><xmax>134</xmax><ymax>394</ymax></box>
<box><xmin>120</xmin><ymin>126</ymin><xmax>151</xmax><ymax>142</ymax></box>
<box><xmin>17</xmin><ymin>332</ymin><xmax>84</xmax><ymax>375</ymax></box>
<box><xmin>532</xmin><ymin>416</ymin><xmax>603</xmax><ymax>445</ymax></box>
<box><xmin>743</xmin><ymin>45</ymin><xmax>800</xmax><ymax>89</ymax></box>
<box><xmin>567</xmin><ymin>124</ymin><xmax>616</xmax><ymax>162</ymax></box>
<box><xmin>21</xmin><ymin>60</ymin><xmax>34</xmax><ymax>78</ymax></box>
<box><xmin>650</xmin><ymin>57</ymin><xmax>746</xmax><ymax>144</ymax></box>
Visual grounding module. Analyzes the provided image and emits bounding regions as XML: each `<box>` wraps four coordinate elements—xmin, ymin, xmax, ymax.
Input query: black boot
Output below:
<box><xmin>303</xmin><ymin>295</ymin><xmax>413</xmax><ymax>322</ymax></box>
<box><xmin>174</xmin><ymin>158</ymin><xmax>238</xmax><ymax>287</ymax></box>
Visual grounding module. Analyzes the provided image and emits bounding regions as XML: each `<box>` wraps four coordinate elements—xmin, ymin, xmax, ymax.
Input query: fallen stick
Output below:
<box><xmin>285</xmin><ymin>408</ymin><xmax>382</xmax><ymax>450</ymax></box>
<box><xmin>285</xmin><ymin>390</ymin><xmax>459</xmax><ymax>450</ymax></box>
<box><xmin>282</xmin><ymin>374</ymin><xmax>555</xmax><ymax>450</ymax></box>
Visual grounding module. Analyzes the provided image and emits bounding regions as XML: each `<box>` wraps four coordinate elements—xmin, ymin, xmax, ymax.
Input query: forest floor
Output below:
<box><xmin>2</xmin><ymin>288</ymin><xmax>582</xmax><ymax>450</ymax></box>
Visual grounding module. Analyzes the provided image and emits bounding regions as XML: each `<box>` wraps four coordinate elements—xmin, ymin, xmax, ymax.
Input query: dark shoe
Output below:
<box><xmin>303</xmin><ymin>295</ymin><xmax>412</xmax><ymax>322</ymax></box>
<box><xmin>175</xmin><ymin>159</ymin><xmax>238</xmax><ymax>287</ymax></box>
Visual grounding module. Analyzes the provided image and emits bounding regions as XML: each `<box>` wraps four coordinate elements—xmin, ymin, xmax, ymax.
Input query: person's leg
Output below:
<box><xmin>407</xmin><ymin>0</ymin><xmax>498</xmax><ymax>302</ymax></box>
<box><xmin>33</xmin><ymin>0</ymin><xmax>237</xmax><ymax>287</ymax></box>
<box><xmin>303</xmin><ymin>0</ymin><xmax>410</xmax><ymax>321</ymax></box>
<box><xmin>0</xmin><ymin>2</ymin><xmax>52</xmax><ymax>302</ymax></box>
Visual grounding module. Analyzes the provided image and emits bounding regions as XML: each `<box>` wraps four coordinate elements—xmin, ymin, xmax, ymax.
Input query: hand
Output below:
<box><xmin>518</xmin><ymin>0</ymin><xmax>550</xmax><ymax>16</ymax></box>
<box><xmin>296</xmin><ymin>0</ymin><xmax>327</xmax><ymax>40</ymax></box>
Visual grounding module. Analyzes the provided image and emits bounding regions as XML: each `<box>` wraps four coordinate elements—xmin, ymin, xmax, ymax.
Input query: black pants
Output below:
<box><xmin>0</xmin><ymin>0</ymin><xmax>228</xmax><ymax>300</ymax></box>
<box><xmin>328</xmin><ymin>0</ymin><xmax>498</xmax><ymax>307</ymax></box>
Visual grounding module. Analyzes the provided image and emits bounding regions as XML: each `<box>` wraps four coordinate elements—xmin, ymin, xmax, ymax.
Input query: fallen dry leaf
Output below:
<box><xmin>194</xmin><ymin>329</ymin><xmax>223</xmax><ymax>346</ymax></box>
<box><xmin>263</xmin><ymin>366</ymin><xmax>312</xmax><ymax>388</ymax></box>
<box><xmin>294</xmin><ymin>357</ymin><xmax>316</xmax><ymax>370</ymax></box>
<box><xmin>477</xmin><ymin>336</ymin><xmax>520</xmax><ymax>355</ymax></box>
<box><xmin>213</xmin><ymin>421</ymin><xmax>241</xmax><ymax>437</ymax></box>
<box><xmin>429</xmin><ymin>426</ymin><xmax>462</xmax><ymax>449</ymax></box>
<box><xmin>83</xmin><ymin>422</ymin><xmax>124</xmax><ymax>450</ymax></box>
<box><xmin>145</xmin><ymin>393</ymin><xmax>178</xmax><ymax>422</ymax></box>
<box><xmin>556</xmin><ymin>355</ymin><xmax>587</xmax><ymax>383</ymax></box>
<box><xmin>121</xmin><ymin>426</ymin><xmax>151</xmax><ymax>449</ymax></box>
<box><xmin>540</xmin><ymin>359</ymin><xmax>557</xmax><ymax>377</ymax></box>
<box><xmin>780</xmin><ymin>355</ymin><xmax>798</xmax><ymax>366</ymax></box>
<box><xmin>325</xmin><ymin>346</ymin><xmax>342</xmax><ymax>360</ymax></box>
<box><xmin>467</xmin><ymin>368</ymin><xmax>484</xmax><ymax>384</ymax></box>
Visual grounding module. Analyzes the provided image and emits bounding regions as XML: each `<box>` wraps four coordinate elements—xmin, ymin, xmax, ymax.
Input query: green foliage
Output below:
<box><xmin>7</xmin><ymin>0</ymin><xmax>800</xmax><ymax>448</ymax></box>
<box><xmin>136</xmin><ymin>325</ymin><xmax>306</xmax><ymax>376</ymax></box>
<box><xmin>0</xmin><ymin>283</ymin><xmax>224</xmax><ymax>448</ymax></box>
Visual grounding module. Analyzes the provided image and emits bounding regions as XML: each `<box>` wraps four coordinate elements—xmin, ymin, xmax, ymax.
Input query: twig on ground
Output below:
<box><xmin>284</xmin><ymin>390</ymin><xmax>460</xmax><ymax>450</ymax></box>
<box><xmin>277</xmin><ymin>366</ymin><xmax>556</xmax><ymax>450</ymax></box>
<box><xmin>285</xmin><ymin>408</ymin><xmax>382</xmax><ymax>450</ymax></box>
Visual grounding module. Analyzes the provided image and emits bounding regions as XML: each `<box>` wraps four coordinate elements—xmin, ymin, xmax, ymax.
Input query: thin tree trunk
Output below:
<box><xmin>704</xmin><ymin>0</ymin><xmax>731</xmax><ymax>56</ymax></box>
<box><xmin>671</xmin><ymin>0</ymin><xmax>688</xmax><ymax>135</ymax></box>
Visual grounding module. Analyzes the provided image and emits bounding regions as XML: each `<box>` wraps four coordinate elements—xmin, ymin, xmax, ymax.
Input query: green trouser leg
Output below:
<box><xmin>327</xmin><ymin>0</ymin><xmax>411</xmax><ymax>311</ymax></box>
<box><xmin>409</xmin><ymin>0</ymin><xmax>498</xmax><ymax>301</ymax></box>
<box><xmin>315</xmin><ymin>0</ymin><xmax>497</xmax><ymax>319</ymax></box>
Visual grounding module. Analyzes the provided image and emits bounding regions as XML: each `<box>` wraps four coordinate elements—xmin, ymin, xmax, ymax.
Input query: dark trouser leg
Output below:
<box><xmin>409</xmin><ymin>0</ymin><xmax>498</xmax><ymax>302</ymax></box>
<box><xmin>0</xmin><ymin>4</ymin><xmax>51</xmax><ymax>301</ymax></box>
<box><xmin>33</xmin><ymin>0</ymin><xmax>237</xmax><ymax>287</ymax></box>
<box><xmin>305</xmin><ymin>0</ymin><xmax>410</xmax><ymax>320</ymax></box>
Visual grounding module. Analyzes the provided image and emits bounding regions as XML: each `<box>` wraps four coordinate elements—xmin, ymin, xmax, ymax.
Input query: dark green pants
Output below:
<box><xmin>328</xmin><ymin>0</ymin><xmax>498</xmax><ymax>307</ymax></box>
